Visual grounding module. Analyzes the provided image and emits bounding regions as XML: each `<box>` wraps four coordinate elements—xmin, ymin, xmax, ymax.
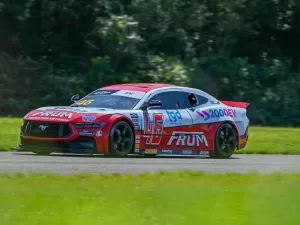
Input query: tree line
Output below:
<box><xmin>0</xmin><ymin>0</ymin><xmax>300</xmax><ymax>126</ymax></box>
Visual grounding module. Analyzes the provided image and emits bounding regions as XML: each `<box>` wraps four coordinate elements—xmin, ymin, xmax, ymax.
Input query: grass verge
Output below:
<box><xmin>1</xmin><ymin>117</ymin><xmax>300</xmax><ymax>154</ymax></box>
<box><xmin>0</xmin><ymin>172</ymin><xmax>300</xmax><ymax>225</ymax></box>
<box><xmin>236</xmin><ymin>126</ymin><xmax>300</xmax><ymax>155</ymax></box>
<box><xmin>0</xmin><ymin>118</ymin><xmax>22</xmax><ymax>151</ymax></box>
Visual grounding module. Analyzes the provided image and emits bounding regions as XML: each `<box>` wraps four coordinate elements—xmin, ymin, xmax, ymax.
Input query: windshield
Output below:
<box><xmin>70</xmin><ymin>89</ymin><xmax>145</xmax><ymax>110</ymax></box>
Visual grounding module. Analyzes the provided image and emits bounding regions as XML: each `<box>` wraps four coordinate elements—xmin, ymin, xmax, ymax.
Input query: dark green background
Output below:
<box><xmin>1</xmin><ymin>0</ymin><xmax>299</xmax><ymax>126</ymax></box>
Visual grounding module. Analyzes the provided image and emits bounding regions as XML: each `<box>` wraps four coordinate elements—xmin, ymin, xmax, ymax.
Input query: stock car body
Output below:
<box><xmin>13</xmin><ymin>83</ymin><xmax>250</xmax><ymax>158</ymax></box>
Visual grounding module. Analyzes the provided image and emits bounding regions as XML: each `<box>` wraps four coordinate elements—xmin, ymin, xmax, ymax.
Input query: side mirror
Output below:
<box><xmin>141</xmin><ymin>100</ymin><xmax>162</xmax><ymax>110</ymax></box>
<box><xmin>71</xmin><ymin>94</ymin><xmax>80</xmax><ymax>103</ymax></box>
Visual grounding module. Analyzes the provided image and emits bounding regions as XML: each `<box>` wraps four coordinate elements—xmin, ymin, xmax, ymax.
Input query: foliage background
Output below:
<box><xmin>1</xmin><ymin>0</ymin><xmax>300</xmax><ymax>126</ymax></box>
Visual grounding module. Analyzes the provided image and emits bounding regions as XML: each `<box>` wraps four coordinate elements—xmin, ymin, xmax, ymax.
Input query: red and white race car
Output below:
<box><xmin>14</xmin><ymin>83</ymin><xmax>250</xmax><ymax>158</ymax></box>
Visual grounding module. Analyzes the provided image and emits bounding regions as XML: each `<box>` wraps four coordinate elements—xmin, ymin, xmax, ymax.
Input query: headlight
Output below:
<box><xmin>74</xmin><ymin>122</ymin><xmax>105</xmax><ymax>129</ymax></box>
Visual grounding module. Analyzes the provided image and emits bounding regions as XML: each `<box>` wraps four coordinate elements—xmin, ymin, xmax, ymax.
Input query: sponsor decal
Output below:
<box><xmin>130</xmin><ymin>113</ymin><xmax>139</xmax><ymax>118</ymax></box>
<box><xmin>91</xmin><ymin>90</ymin><xmax>116</xmax><ymax>95</ymax></box>
<box><xmin>39</xmin><ymin>125</ymin><xmax>48</xmax><ymax>131</ymax></box>
<box><xmin>210</xmin><ymin>100</ymin><xmax>220</xmax><ymax>104</ymax></box>
<box><xmin>130</xmin><ymin>115</ymin><xmax>140</xmax><ymax>130</ymax></box>
<box><xmin>112</xmin><ymin>90</ymin><xmax>145</xmax><ymax>99</ymax></box>
<box><xmin>199</xmin><ymin>151</ymin><xmax>209</xmax><ymax>155</ymax></box>
<box><xmin>78</xmin><ymin>131</ymin><xmax>93</xmax><ymax>136</ymax></box>
<box><xmin>135</xmin><ymin>143</ymin><xmax>140</xmax><ymax>148</ymax></box>
<box><xmin>95</xmin><ymin>130</ymin><xmax>102</xmax><ymax>137</ymax></box>
<box><xmin>91</xmin><ymin>90</ymin><xmax>145</xmax><ymax>99</ymax></box>
<box><xmin>145</xmin><ymin>149</ymin><xmax>157</xmax><ymax>154</ymax></box>
<box><xmin>124</xmin><ymin>92</ymin><xmax>134</xmax><ymax>95</ymax></box>
<box><xmin>41</xmin><ymin>107</ymin><xmax>89</xmax><ymax>113</ymax></box>
<box><xmin>239</xmin><ymin>137</ymin><xmax>247</xmax><ymax>145</ymax></box>
<box><xmin>82</xmin><ymin>115</ymin><xmax>96</xmax><ymax>121</ymax></box>
<box><xmin>69</xmin><ymin>108</ymin><xmax>88</xmax><ymax>113</ymax></box>
<box><xmin>166</xmin><ymin>110</ymin><xmax>182</xmax><ymax>123</ymax></box>
<box><xmin>167</xmin><ymin>132</ymin><xmax>209</xmax><ymax>147</ymax></box>
<box><xmin>195</xmin><ymin>108</ymin><xmax>236</xmax><ymax>121</ymax></box>
<box><xmin>131</xmin><ymin>118</ymin><xmax>139</xmax><ymax>123</ymax></box>
<box><xmin>134</xmin><ymin>149</ymin><xmax>140</xmax><ymax>153</ymax></box>
<box><xmin>158</xmin><ymin>150</ymin><xmax>208</xmax><ymax>155</ymax></box>
<box><xmin>161</xmin><ymin>150</ymin><xmax>172</xmax><ymax>154</ymax></box>
<box><xmin>182</xmin><ymin>150</ymin><xmax>192</xmax><ymax>155</ymax></box>
<box><xmin>31</xmin><ymin>111</ymin><xmax>73</xmax><ymax>119</ymax></box>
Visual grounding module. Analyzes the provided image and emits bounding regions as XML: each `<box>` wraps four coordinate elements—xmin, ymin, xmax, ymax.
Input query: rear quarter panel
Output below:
<box><xmin>190</xmin><ymin>103</ymin><xmax>249</xmax><ymax>150</ymax></box>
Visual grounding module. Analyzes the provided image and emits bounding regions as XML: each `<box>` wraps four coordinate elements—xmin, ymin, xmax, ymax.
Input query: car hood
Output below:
<box><xmin>24</xmin><ymin>106</ymin><xmax>127</xmax><ymax>122</ymax></box>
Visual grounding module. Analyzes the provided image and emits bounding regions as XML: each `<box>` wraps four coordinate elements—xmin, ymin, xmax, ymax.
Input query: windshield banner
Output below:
<box><xmin>90</xmin><ymin>90</ymin><xmax>145</xmax><ymax>99</ymax></box>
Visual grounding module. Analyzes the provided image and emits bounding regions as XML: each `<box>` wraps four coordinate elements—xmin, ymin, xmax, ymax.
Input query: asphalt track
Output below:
<box><xmin>0</xmin><ymin>152</ymin><xmax>300</xmax><ymax>175</ymax></box>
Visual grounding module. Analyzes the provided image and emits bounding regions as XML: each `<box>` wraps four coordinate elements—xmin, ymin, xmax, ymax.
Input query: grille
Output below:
<box><xmin>23</xmin><ymin>121</ymin><xmax>72</xmax><ymax>138</ymax></box>
<box><xmin>22</xmin><ymin>139</ymin><xmax>69</xmax><ymax>149</ymax></box>
<box><xmin>22</xmin><ymin>138</ymin><xmax>96</xmax><ymax>153</ymax></box>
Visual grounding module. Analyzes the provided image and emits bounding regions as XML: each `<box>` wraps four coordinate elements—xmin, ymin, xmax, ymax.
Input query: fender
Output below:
<box><xmin>95</xmin><ymin>114</ymin><xmax>136</xmax><ymax>153</ymax></box>
<box><xmin>212</xmin><ymin>120</ymin><xmax>240</xmax><ymax>151</ymax></box>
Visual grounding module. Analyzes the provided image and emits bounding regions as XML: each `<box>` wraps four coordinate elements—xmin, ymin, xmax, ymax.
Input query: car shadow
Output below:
<box><xmin>12</xmin><ymin>152</ymin><xmax>241</xmax><ymax>160</ymax></box>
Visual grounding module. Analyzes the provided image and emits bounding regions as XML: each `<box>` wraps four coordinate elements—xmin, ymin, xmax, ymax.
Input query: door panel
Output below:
<box><xmin>138</xmin><ymin>90</ymin><xmax>194</xmax><ymax>150</ymax></box>
<box><xmin>140</xmin><ymin>109</ymin><xmax>193</xmax><ymax>148</ymax></box>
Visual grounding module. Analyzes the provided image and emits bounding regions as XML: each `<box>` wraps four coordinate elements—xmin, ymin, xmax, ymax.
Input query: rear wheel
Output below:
<box><xmin>109</xmin><ymin>120</ymin><xmax>134</xmax><ymax>156</ymax></box>
<box><xmin>209</xmin><ymin>123</ymin><xmax>238</xmax><ymax>159</ymax></box>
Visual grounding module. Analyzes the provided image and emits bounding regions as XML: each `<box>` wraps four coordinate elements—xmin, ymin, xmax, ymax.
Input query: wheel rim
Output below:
<box><xmin>111</xmin><ymin>123</ymin><xmax>133</xmax><ymax>154</ymax></box>
<box><xmin>216</xmin><ymin>125</ymin><xmax>237</xmax><ymax>154</ymax></box>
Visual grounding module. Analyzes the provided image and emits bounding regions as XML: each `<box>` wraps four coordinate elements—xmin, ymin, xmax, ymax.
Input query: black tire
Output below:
<box><xmin>109</xmin><ymin>120</ymin><xmax>134</xmax><ymax>156</ymax></box>
<box><xmin>32</xmin><ymin>150</ymin><xmax>53</xmax><ymax>156</ymax></box>
<box><xmin>209</xmin><ymin>123</ymin><xmax>238</xmax><ymax>159</ymax></box>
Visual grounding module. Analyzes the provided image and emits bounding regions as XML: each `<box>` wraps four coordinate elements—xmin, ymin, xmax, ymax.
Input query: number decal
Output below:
<box><xmin>76</xmin><ymin>100</ymin><xmax>94</xmax><ymax>106</ymax></box>
<box><xmin>143</xmin><ymin>113</ymin><xmax>164</xmax><ymax>145</ymax></box>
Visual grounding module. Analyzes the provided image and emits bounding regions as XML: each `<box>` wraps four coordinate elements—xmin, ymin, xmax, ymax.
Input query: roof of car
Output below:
<box><xmin>99</xmin><ymin>83</ymin><xmax>178</xmax><ymax>92</ymax></box>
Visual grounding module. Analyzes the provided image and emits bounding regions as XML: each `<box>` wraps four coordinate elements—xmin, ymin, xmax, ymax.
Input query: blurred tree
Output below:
<box><xmin>1</xmin><ymin>0</ymin><xmax>300</xmax><ymax>125</ymax></box>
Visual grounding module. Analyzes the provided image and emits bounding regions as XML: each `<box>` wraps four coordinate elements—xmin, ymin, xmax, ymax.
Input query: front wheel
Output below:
<box><xmin>109</xmin><ymin>120</ymin><xmax>134</xmax><ymax>156</ymax></box>
<box><xmin>209</xmin><ymin>123</ymin><xmax>238</xmax><ymax>159</ymax></box>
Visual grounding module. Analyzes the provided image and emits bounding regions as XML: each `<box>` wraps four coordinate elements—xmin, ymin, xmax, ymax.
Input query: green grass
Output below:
<box><xmin>236</xmin><ymin>126</ymin><xmax>300</xmax><ymax>155</ymax></box>
<box><xmin>1</xmin><ymin>117</ymin><xmax>300</xmax><ymax>154</ymax></box>
<box><xmin>0</xmin><ymin>118</ymin><xmax>22</xmax><ymax>151</ymax></box>
<box><xmin>0</xmin><ymin>172</ymin><xmax>299</xmax><ymax>225</ymax></box>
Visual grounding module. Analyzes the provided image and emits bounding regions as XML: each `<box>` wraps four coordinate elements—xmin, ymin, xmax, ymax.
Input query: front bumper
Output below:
<box><xmin>13</xmin><ymin>137</ymin><xmax>98</xmax><ymax>154</ymax></box>
<box><xmin>15</xmin><ymin>119</ymin><xmax>108</xmax><ymax>154</ymax></box>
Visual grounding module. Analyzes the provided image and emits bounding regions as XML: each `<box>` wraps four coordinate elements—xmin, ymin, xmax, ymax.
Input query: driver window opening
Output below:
<box><xmin>185</xmin><ymin>92</ymin><xmax>209</xmax><ymax>109</ymax></box>
<box><xmin>188</xmin><ymin>93</ymin><xmax>198</xmax><ymax>107</ymax></box>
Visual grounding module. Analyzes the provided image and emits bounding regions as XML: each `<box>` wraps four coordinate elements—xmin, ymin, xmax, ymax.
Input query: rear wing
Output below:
<box><xmin>220</xmin><ymin>101</ymin><xmax>250</xmax><ymax>109</ymax></box>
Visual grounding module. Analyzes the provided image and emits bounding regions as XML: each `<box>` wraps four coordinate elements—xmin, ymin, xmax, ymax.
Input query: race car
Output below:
<box><xmin>13</xmin><ymin>83</ymin><xmax>250</xmax><ymax>158</ymax></box>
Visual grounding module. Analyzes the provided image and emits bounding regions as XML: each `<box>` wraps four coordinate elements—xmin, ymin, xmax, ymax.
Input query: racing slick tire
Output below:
<box><xmin>32</xmin><ymin>150</ymin><xmax>53</xmax><ymax>156</ymax></box>
<box><xmin>109</xmin><ymin>120</ymin><xmax>134</xmax><ymax>157</ymax></box>
<box><xmin>209</xmin><ymin>123</ymin><xmax>238</xmax><ymax>159</ymax></box>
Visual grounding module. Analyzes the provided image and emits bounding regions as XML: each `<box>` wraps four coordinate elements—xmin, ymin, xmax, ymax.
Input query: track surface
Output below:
<box><xmin>0</xmin><ymin>152</ymin><xmax>300</xmax><ymax>175</ymax></box>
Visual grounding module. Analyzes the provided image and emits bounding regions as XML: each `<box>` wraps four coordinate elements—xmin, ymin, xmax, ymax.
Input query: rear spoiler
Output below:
<box><xmin>220</xmin><ymin>101</ymin><xmax>250</xmax><ymax>109</ymax></box>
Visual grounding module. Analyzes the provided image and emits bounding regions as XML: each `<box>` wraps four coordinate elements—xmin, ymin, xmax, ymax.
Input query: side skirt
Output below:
<box><xmin>134</xmin><ymin>148</ymin><xmax>209</xmax><ymax>156</ymax></box>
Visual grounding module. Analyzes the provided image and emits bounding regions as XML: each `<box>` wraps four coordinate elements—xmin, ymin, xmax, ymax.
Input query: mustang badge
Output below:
<box><xmin>39</xmin><ymin>125</ymin><xmax>48</xmax><ymax>131</ymax></box>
